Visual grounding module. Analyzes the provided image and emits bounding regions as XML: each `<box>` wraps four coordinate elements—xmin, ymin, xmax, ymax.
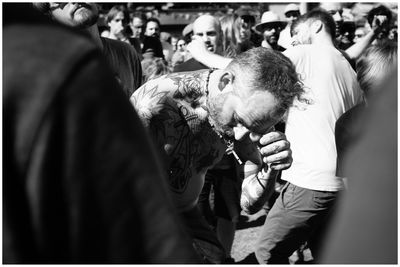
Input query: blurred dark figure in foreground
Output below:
<box><xmin>322</xmin><ymin>67</ymin><xmax>397</xmax><ymax>264</ymax></box>
<box><xmin>335</xmin><ymin>41</ymin><xmax>397</xmax><ymax>177</ymax></box>
<box><xmin>3</xmin><ymin>3</ymin><xmax>199</xmax><ymax>264</ymax></box>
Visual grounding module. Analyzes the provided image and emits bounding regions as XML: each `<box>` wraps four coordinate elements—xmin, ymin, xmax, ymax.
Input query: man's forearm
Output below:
<box><xmin>240</xmin><ymin>166</ymin><xmax>279</xmax><ymax>214</ymax></box>
<box><xmin>193</xmin><ymin>51</ymin><xmax>232</xmax><ymax>69</ymax></box>
<box><xmin>345</xmin><ymin>30</ymin><xmax>376</xmax><ymax>60</ymax></box>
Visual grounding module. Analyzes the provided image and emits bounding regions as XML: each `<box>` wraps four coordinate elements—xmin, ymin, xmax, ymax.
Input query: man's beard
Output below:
<box><xmin>207</xmin><ymin>93</ymin><xmax>235</xmax><ymax>140</ymax></box>
<box><xmin>266</xmin><ymin>34</ymin><xmax>279</xmax><ymax>46</ymax></box>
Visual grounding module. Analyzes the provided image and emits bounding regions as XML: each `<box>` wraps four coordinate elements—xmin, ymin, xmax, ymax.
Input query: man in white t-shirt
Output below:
<box><xmin>255</xmin><ymin>9</ymin><xmax>363</xmax><ymax>264</ymax></box>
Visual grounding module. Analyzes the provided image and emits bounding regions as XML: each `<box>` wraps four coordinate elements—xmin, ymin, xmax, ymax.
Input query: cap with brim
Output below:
<box><xmin>182</xmin><ymin>23</ymin><xmax>193</xmax><ymax>37</ymax></box>
<box><xmin>254</xmin><ymin>11</ymin><xmax>286</xmax><ymax>33</ymax></box>
<box><xmin>284</xmin><ymin>4</ymin><xmax>300</xmax><ymax>14</ymax></box>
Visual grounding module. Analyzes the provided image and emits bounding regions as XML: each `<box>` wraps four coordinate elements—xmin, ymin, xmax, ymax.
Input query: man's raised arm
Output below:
<box><xmin>236</xmin><ymin>131</ymin><xmax>292</xmax><ymax>214</ymax></box>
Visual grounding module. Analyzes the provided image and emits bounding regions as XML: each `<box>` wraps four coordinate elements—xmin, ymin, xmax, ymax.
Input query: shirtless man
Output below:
<box><xmin>130</xmin><ymin>47</ymin><xmax>304</xmax><ymax>263</ymax></box>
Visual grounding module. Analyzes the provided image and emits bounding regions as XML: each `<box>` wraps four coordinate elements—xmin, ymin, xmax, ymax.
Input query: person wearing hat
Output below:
<box><xmin>254</xmin><ymin>11</ymin><xmax>286</xmax><ymax>51</ymax></box>
<box><xmin>182</xmin><ymin>22</ymin><xmax>194</xmax><ymax>46</ymax></box>
<box><xmin>279</xmin><ymin>4</ymin><xmax>301</xmax><ymax>49</ymax></box>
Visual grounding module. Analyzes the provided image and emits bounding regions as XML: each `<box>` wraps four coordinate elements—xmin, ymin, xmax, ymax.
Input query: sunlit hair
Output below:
<box><xmin>220</xmin><ymin>14</ymin><xmax>240</xmax><ymax>57</ymax></box>
<box><xmin>356</xmin><ymin>41</ymin><xmax>397</xmax><ymax>98</ymax></box>
<box><xmin>106</xmin><ymin>5</ymin><xmax>129</xmax><ymax>25</ymax></box>
<box><xmin>226</xmin><ymin>47</ymin><xmax>305</xmax><ymax>114</ymax></box>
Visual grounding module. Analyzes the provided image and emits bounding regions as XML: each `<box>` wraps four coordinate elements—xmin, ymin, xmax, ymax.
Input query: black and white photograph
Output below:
<box><xmin>3</xmin><ymin>1</ymin><xmax>397</xmax><ymax>264</ymax></box>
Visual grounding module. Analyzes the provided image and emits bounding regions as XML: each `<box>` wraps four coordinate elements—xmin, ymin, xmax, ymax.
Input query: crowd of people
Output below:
<box><xmin>4</xmin><ymin>2</ymin><xmax>397</xmax><ymax>264</ymax></box>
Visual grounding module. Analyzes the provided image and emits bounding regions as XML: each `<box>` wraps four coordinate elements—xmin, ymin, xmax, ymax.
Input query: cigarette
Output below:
<box><xmin>232</xmin><ymin>150</ymin><xmax>243</xmax><ymax>165</ymax></box>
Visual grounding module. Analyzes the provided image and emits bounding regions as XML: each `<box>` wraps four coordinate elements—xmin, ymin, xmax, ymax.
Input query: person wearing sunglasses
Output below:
<box><xmin>171</xmin><ymin>38</ymin><xmax>189</xmax><ymax>68</ymax></box>
<box><xmin>254</xmin><ymin>11</ymin><xmax>286</xmax><ymax>52</ymax></box>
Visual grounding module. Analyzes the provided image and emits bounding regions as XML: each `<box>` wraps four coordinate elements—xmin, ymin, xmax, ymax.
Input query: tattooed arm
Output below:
<box><xmin>130</xmin><ymin>71</ymin><xmax>221</xmax><ymax>199</ymax></box>
<box><xmin>235</xmin><ymin>131</ymin><xmax>292</xmax><ymax>214</ymax></box>
<box><xmin>130</xmin><ymin>71</ymin><xmax>207</xmax><ymax>127</ymax></box>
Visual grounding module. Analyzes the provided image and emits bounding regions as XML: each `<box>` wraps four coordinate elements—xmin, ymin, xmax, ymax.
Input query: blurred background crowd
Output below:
<box><xmin>96</xmin><ymin>2</ymin><xmax>397</xmax><ymax>81</ymax></box>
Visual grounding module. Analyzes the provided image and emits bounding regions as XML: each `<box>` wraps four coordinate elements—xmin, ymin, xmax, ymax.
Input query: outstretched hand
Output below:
<box><xmin>372</xmin><ymin>15</ymin><xmax>388</xmax><ymax>34</ymax></box>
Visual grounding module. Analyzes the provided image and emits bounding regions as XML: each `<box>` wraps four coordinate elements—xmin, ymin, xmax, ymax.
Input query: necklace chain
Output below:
<box><xmin>205</xmin><ymin>69</ymin><xmax>234</xmax><ymax>149</ymax></box>
<box><xmin>205</xmin><ymin>68</ymin><xmax>214</xmax><ymax>97</ymax></box>
<box><xmin>204</xmin><ymin>69</ymin><xmax>242</xmax><ymax>164</ymax></box>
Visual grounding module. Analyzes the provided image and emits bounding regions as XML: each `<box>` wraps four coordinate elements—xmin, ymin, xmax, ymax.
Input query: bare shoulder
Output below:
<box><xmin>129</xmin><ymin>76</ymin><xmax>175</xmax><ymax>125</ymax></box>
<box><xmin>165</xmin><ymin>70</ymin><xmax>208</xmax><ymax>105</ymax></box>
<box><xmin>131</xmin><ymin>76</ymin><xmax>174</xmax><ymax>105</ymax></box>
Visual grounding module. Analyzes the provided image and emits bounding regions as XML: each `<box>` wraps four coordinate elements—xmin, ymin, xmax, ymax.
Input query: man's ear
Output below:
<box><xmin>218</xmin><ymin>71</ymin><xmax>234</xmax><ymax>91</ymax></box>
<box><xmin>311</xmin><ymin>20</ymin><xmax>323</xmax><ymax>34</ymax></box>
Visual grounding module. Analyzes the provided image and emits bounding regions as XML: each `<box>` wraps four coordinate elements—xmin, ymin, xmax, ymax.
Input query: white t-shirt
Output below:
<box><xmin>282</xmin><ymin>44</ymin><xmax>363</xmax><ymax>191</ymax></box>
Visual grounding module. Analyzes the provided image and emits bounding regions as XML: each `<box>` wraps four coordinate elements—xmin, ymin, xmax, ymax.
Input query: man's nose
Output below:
<box><xmin>201</xmin><ymin>34</ymin><xmax>210</xmax><ymax>42</ymax></box>
<box><xmin>233</xmin><ymin>125</ymin><xmax>250</xmax><ymax>141</ymax></box>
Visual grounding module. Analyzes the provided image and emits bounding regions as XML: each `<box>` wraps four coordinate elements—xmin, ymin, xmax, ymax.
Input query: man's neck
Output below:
<box><xmin>313</xmin><ymin>34</ymin><xmax>334</xmax><ymax>47</ymax></box>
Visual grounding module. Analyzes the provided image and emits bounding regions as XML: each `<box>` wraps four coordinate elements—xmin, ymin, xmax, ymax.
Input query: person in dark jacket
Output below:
<box><xmin>3</xmin><ymin>3</ymin><xmax>200</xmax><ymax>264</ymax></box>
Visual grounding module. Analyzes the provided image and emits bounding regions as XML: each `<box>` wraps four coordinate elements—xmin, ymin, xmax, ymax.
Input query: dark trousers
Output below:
<box><xmin>255</xmin><ymin>182</ymin><xmax>340</xmax><ymax>264</ymax></box>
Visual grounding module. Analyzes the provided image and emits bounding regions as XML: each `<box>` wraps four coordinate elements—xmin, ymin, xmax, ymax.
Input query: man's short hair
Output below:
<box><xmin>304</xmin><ymin>8</ymin><xmax>336</xmax><ymax>40</ymax></box>
<box><xmin>227</xmin><ymin>47</ymin><xmax>304</xmax><ymax>112</ymax></box>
